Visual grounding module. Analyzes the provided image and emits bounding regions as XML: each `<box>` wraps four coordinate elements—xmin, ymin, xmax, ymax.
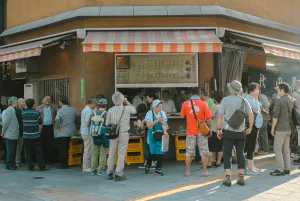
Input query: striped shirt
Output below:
<box><xmin>22</xmin><ymin>108</ymin><xmax>42</xmax><ymax>139</ymax></box>
<box><xmin>106</xmin><ymin>105</ymin><xmax>136</xmax><ymax>133</ymax></box>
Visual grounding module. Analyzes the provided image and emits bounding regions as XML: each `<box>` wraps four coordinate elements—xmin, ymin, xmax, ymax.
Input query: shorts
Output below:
<box><xmin>208</xmin><ymin>131</ymin><xmax>223</xmax><ymax>152</ymax></box>
<box><xmin>186</xmin><ymin>133</ymin><xmax>210</xmax><ymax>156</ymax></box>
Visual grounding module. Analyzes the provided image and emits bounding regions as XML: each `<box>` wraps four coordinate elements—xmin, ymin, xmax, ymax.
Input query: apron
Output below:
<box><xmin>148</xmin><ymin>112</ymin><xmax>164</xmax><ymax>155</ymax></box>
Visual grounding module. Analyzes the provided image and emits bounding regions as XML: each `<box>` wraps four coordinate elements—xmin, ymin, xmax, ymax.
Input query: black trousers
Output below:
<box><xmin>146</xmin><ymin>154</ymin><xmax>164</xmax><ymax>169</ymax></box>
<box><xmin>56</xmin><ymin>137</ymin><xmax>70</xmax><ymax>168</ymax></box>
<box><xmin>41</xmin><ymin>126</ymin><xmax>55</xmax><ymax>163</ymax></box>
<box><xmin>244</xmin><ymin>126</ymin><xmax>259</xmax><ymax>160</ymax></box>
<box><xmin>223</xmin><ymin>130</ymin><xmax>246</xmax><ymax>170</ymax></box>
<box><xmin>24</xmin><ymin>138</ymin><xmax>45</xmax><ymax>170</ymax></box>
<box><xmin>5</xmin><ymin>139</ymin><xmax>17</xmax><ymax>168</ymax></box>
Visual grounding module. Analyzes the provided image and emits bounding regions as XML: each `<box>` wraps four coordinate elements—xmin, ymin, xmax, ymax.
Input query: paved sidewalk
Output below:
<box><xmin>0</xmin><ymin>154</ymin><xmax>299</xmax><ymax>201</ymax></box>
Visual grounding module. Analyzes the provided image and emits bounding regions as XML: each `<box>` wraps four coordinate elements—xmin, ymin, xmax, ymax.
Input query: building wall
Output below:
<box><xmin>199</xmin><ymin>53</ymin><xmax>214</xmax><ymax>89</ymax></box>
<box><xmin>38</xmin><ymin>40</ymin><xmax>86</xmax><ymax>111</ymax></box>
<box><xmin>6</xmin><ymin>0</ymin><xmax>300</xmax><ymax>29</ymax></box>
<box><xmin>245</xmin><ymin>54</ymin><xmax>266</xmax><ymax>69</ymax></box>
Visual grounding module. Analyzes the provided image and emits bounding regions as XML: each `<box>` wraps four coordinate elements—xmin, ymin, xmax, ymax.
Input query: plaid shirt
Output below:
<box><xmin>22</xmin><ymin>108</ymin><xmax>42</xmax><ymax>139</ymax></box>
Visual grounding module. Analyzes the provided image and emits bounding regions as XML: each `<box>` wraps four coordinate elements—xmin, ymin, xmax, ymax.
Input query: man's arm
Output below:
<box><xmin>2</xmin><ymin>110</ymin><xmax>12</xmax><ymax>134</ymax></box>
<box><xmin>172</xmin><ymin>100</ymin><xmax>177</xmax><ymax>113</ymax></box>
<box><xmin>55</xmin><ymin>109</ymin><xmax>62</xmax><ymax>129</ymax></box>
<box><xmin>124</xmin><ymin>99</ymin><xmax>137</xmax><ymax>114</ymax></box>
<box><xmin>271</xmin><ymin>99</ymin><xmax>281</xmax><ymax>136</ymax></box>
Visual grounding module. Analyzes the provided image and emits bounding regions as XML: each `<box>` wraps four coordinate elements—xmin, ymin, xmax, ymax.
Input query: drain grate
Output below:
<box><xmin>33</xmin><ymin>177</ymin><xmax>44</xmax><ymax>179</ymax></box>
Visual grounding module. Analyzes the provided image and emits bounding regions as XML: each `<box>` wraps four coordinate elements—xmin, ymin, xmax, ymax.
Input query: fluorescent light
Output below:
<box><xmin>266</xmin><ymin>63</ymin><xmax>275</xmax><ymax>67</ymax></box>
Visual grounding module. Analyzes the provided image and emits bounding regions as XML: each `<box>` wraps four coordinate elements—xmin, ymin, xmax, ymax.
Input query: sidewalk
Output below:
<box><xmin>0</xmin><ymin>154</ymin><xmax>299</xmax><ymax>201</ymax></box>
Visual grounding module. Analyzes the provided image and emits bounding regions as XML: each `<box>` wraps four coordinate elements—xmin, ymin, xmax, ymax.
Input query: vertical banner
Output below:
<box><xmin>80</xmin><ymin>78</ymin><xmax>84</xmax><ymax>99</ymax></box>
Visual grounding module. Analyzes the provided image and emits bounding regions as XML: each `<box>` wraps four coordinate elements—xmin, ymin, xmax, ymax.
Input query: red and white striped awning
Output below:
<box><xmin>0</xmin><ymin>35</ymin><xmax>70</xmax><ymax>62</ymax></box>
<box><xmin>234</xmin><ymin>34</ymin><xmax>300</xmax><ymax>60</ymax></box>
<box><xmin>83</xmin><ymin>30</ymin><xmax>222</xmax><ymax>53</ymax></box>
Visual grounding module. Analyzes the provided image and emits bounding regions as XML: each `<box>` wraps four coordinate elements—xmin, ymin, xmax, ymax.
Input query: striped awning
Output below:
<box><xmin>234</xmin><ymin>34</ymin><xmax>300</xmax><ymax>60</ymax></box>
<box><xmin>83</xmin><ymin>30</ymin><xmax>222</xmax><ymax>53</ymax></box>
<box><xmin>0</xmin><ymin>35</ymin><xmax>70</xmax><ymax>62</ymax></box>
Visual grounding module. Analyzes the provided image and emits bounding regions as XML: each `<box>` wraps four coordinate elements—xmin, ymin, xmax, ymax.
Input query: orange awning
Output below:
<box><xmin>83</xmin><ymin>30</ymin><xmax>222</xmax><ymax>53</ymax></box>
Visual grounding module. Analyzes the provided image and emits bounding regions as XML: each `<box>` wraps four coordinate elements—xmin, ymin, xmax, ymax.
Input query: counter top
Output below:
<box><xmin>130</xmin><ymin>116</ymin><xmax>183</xmax><ymax>119</ymax></box>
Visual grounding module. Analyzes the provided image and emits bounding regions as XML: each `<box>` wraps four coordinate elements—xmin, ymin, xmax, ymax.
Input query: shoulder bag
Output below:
<box><xmin>190</xmin><ymin>100</ymin><xmax>210</xmax><ymax>135</ymax></box>
<box><xmin>152</xmin><ymin>110</ymin><xmax>164</xmax><ymax>141</ymax></box>
<box><xmin>105</xmin><ymin>106</ymin><xmax>125</xmax><ymax>139</ymax></box>
<box><xmin>227</xmin><ymin>97</ymin><xmax>246</xmax><ymax>129</ymax></box>
<box><xmin>286</xmin><ymin>99</ymin><xmax>300</xmax><ymax>126</ymax></box>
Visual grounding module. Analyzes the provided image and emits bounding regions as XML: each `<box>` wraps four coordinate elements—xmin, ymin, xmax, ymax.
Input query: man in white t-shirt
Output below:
<box><xmin>132</xmin><ymin>89</ymin><xmax>147</xmax><ymax>108</ymax></box>
<box><xmin>161</xmin><ymin>90</ymin><xmax>177</xmax><ymax>114</ymax></box>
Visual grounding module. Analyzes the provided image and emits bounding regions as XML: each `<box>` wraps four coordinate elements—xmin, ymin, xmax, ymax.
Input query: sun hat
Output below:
<box><xmin>98</xmin><ymin>98</ymin><xmax>108</xmax><ymax>105</ymax></box>
<box><xmin>227</xmin><ymin>80</ymin><xmax>243</xmax><ymax>95</ymax></box>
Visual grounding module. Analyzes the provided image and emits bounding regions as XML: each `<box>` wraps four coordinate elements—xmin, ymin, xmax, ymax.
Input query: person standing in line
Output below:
<box><xmin>208</xmin><ymin>91</ymin><xmax>223</xmax><ymax>168</ymax></box>
<box><xmin>37</xmin><ymin>95</ymin><xmax>57</xmax><ymax>165</ymax></box>
<box><xmin>244</xmin><ymin>83</ymin><xmax>263</xmax><ymax>175</ymax></box>
<box><xmin>291</xmin><ymin>80</ymin><xmax>300</xmax><ymax>165</ymax></box>
<box><xmin>217</xmin><ymin>80</ymin><xmax>254</xmax><ymax>186</ymax></box>
<box><xmin>144</xmin><ymin>100</ymin><xmax>168</xmax><ymax>176</ymax></box>
<box><xmin>258</xmin><ymin>91</ymin><xmax>270</xmax><ymax>155</ymax></box>
<box><xmin>90</xmin><ymin>98</ymin><xmax>109</xmax><ymax>176</ymax></box>
<box><xmin>2</xmin><ymin>97</ymin><xmax>19</xmax><ymax>170</ymax></box>
<box><xmin>15</xmin><ymin>98</ymin><xmax>26</xmax><ymax>167</ymax></box>
<box><xmin>22</xmin><ymin>99</ymin><xmax>47</xmax><ymax>171</ymax></box>
<box><xmin>270</xmin><ymin>82</ymin><xmax>293</xmax><ymax>176</ymax></box>
<box><xmin>106</xmin><ymin>92</ymin><xmax>136</xmax><ymax>182</ymax></box>
<box><xmin>55</xmin><ymin>97</ymin><xmax>77</xmax><ymax>169</ymax></box>
<box><xmin>180</xmin><ymin>87</ymin><xmax>212</xmax><ymax>177</ymax></box>
<box><xmin>80</xmin><ymin>98</ymin><xmax>99</xmax><ymax>172</ymax></box>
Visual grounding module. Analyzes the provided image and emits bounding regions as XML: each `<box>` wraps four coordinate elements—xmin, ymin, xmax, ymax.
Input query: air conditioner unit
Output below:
<box><xmin>16</xmin><ymin>58</ymin><xmax>39</xmax><ymax>73</ymax></box>
<box><xmin>24</xmin><ymin>83</ymin><xmax>40</xmax><ymax>105</ymax></box>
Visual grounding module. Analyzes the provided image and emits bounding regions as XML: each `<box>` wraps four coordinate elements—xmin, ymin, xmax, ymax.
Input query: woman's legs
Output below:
<box><xmin>245</xmin><ymin>127</ymin><xmax>259</xmax><ymax>172</ymax></box>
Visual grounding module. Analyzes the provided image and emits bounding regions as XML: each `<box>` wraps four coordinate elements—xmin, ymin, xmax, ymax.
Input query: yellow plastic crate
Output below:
<box><xmin>125</xmin><ymin>152</ymin><xmax>144</xmax><ymax>164</ymax></box>
<box><xmin>127</xmin><ymin>138</ymin><xmax>143</xmax><ymax>152</ymax></box>
<box><xmin>68</xmin><ymin>140</ymin><xmax>83</xmax><ymax>154</ymax></box>
<box><xmin>175</xmin><ymin>136</ymin><xmax>186</xmax><ymax>149</ymax></box>
<box><xmin>68</xmin><ymin>153</ymin><xmax>81</xmax><ymax>166</ymax></box>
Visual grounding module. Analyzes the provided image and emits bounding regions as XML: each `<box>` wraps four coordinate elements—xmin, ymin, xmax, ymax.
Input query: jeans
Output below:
<box><xmin>16</xmin><ymin>136</ymin><xmax>23</xmax><ymax>165</ymax></box>
<box><xmin>5</xmin><ymin>138</ymin><xmax>17</xmax><ymax>168</ymax></box>
<box><xmin>24</xmin><ymin>138</ymin><xmax>45</xmax><ymax>170</ymax></box>
<box><xmin>223</xmin><ymin>130</ymin><xmax>246</xmax><ymax>170</ymax></box>
<box><xmin>259</xmin><ymin>122</ymin><xmax>269</xmax><ymax>152</ymax></box>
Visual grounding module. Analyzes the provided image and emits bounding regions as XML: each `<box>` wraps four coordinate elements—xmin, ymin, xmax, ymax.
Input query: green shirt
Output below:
<box><xmin>205</xmin><ymin>98</ymin><xmax>215</xmax><ymax>109</ymax></box>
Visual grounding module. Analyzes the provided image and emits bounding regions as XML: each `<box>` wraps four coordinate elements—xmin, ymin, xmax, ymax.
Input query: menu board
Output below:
<box><xmin>116</xmin><ymin>54</ymin><xmax>198</xmax><ymax>87</ymax></box>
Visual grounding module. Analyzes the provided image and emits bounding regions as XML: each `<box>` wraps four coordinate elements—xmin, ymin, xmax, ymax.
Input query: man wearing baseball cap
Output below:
<box><xmin>217</xmin><ymin>80</ymin><xmax>254</xmax><ymax>187</ymax></box>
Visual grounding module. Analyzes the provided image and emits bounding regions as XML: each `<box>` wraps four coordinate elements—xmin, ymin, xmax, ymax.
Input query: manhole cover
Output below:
<box><xmin>33</xmin><ymin>177</ymin><xmax>44</xmax><ymax>179</ymax></box>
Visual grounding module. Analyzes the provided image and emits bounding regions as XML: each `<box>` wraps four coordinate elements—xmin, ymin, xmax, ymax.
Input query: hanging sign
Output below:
<box><xmin>259</xmin><ymin>73</ymin><xmax>266</xmax><ymax>89</ymax></box>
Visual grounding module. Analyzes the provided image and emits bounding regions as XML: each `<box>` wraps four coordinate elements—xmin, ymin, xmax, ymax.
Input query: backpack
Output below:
<box><xmin>89</xmin><ymin>111</ymin><xmax>107</xmax><ymax>136</ymax></box>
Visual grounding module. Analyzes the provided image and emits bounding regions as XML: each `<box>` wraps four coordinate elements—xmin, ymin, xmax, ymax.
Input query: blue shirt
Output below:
<box><xmin>80</xmin><ymin>106</ymin><xmax>93</xmax><ymax>135</ymax></box>
<box><xmin>245</xmin><ymin>94</ymin><xmax>263</xmax><ymax>128</ymax></box>
<box><xmin>43</xmin><ymin>105</ymin><xmax>52</xmax><ymax>125</ymax></box>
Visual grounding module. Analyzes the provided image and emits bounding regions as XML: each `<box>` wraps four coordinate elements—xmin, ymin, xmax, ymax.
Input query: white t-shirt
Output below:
<box><xmin>132</xmin><ymin>96</ymin><xmax>147</xmax><ymax>108</ymax></box>
<box><xmin>161</xmin><ymin>99</ymin><xmax>177</xmax><ymax>114</ymax></box>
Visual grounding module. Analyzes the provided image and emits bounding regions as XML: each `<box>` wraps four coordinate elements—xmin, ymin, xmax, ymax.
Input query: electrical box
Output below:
<box><xmin>24</xmin><ymin>83</ymin><xmax>40</xmax><ymax>105</ymax></box>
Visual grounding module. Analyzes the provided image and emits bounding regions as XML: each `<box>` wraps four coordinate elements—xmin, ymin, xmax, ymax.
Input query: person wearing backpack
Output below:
<box><xmin>90</xmin><ymin>98</ymin><xmax>109</xmax><ymax>176</ymax></box>
<box><xmin>217</xmin><ymin>80</ymin><xmax>254</xmax><ymax>187</ymax></box>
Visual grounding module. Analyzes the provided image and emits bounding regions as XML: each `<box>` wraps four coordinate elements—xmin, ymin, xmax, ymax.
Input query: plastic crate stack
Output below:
<box><xmin>68</xmin><ymin>138</ymin><xmax>83</xmax><ymax>166</ymax></box>
<box><xmin>125</xmin><ymin>137</ymin><xmax>144</xmax><ymax>164</ymax></box>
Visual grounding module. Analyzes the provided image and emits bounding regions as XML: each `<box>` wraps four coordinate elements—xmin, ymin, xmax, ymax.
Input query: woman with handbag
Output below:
<box><xmin>144</xmin><ymin>100</ymin><xmax>168</xmax><ymax>176</ymax></box>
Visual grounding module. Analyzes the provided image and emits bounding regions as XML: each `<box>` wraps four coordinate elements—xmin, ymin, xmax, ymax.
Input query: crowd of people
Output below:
<box><xmin>1</xmin><ymin>79</ymin><xmax>300</xmax><ymax>186</ymax></box>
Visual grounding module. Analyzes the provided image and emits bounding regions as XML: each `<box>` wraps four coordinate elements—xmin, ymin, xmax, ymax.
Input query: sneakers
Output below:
<box><xmin>246</xmin><ymin>169</ymin><xmax>261</xmax><ymax>176</ymax></box>
<box><xmin>97</xmin><ymin>170</ymin><xmax>106</xmax><ymax>176</ymax></box>
<box><xmin>115</xmin><ymin>175</ymin><xmax>126</xmax><ymax>182</ymax></box>
<box><xmin>237</xmin><ymin>175</ymin><xmax>245</xmax><ymax>186</ymax></box>
<box><xmin>108</xmin><ymin>173</ymin><xmax>114</xmax><ymax>180</ymax></box>
<box><xmin>82</xmin><ymin>168</ymin><xmax>92</xmax><ymax>172</ymax></box>
<box><xmin>145</xmin><ymin>166</ymin><xmax>150</xmax><ymax>174</ymax></box>
<box><xmin>154</xmin><ymin>169</ymin><xmax>164</xmax><ymax>176</ymax></box>
<box><xmin>223</xmin><ymin>175</ymin><xmax>232</xmax><ymax>187</ymax></box>
<box><xmin>270</xmin><ymin>170</ymin><xmax>285</xmax><ymax>176</ymax></box>
<box><xmin>90</xmin><ymin>170</ymin><xmax>97</xmax><ymax>176</ymax></box>
<box><xmin>293</xmin><ymin>159</ymin><xmax>300</xmax><ymax>165</ymax></box>
<box><xmin>284</xmin><ymin>170</ymin><xmax>291</xmax><ymax>175</ymax></box>
<box><xmin>213</xmin><ymin>163</ymin><xmax>221</xmax><ymax>168</ymax></box>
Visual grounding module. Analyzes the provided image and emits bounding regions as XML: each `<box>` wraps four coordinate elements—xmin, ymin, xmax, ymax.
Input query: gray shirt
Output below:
<box><xmin>80</xmin><ymin>106</ymin><xmax>93</xmax><ymax>135</ymax></box>
<box><xmin>219</xmin><ymin>95</ymin><xmax>252</xmax><ymax>132</ymax></box>
<box><xmin>259</xmin><ymin>93</ymin><xmax>270</xmax><ymax>112</ymax></box>
<box><xmin>106</xmin><ymin>105</ymin><xmax>136</xmax><ymax>133</ymax></box>
<box><xmin>273</xmin><ymin>95</ymin><xmax>293</xmax><ymax>132</ymax></box>
<box><xmin>211</xmin><ymin>104</ymin><xmax>220</xmax><ymax>133</ymax></box>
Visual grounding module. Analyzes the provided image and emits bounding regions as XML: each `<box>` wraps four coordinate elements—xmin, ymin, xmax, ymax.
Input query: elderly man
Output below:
<box><xmin>106</xmin><ymin>92</ymin><xmax>136</xmax><ymax>182</ymax></box>
<box><xmin>2</xmin><ymin>97</ymin><xmax>19</xmax><ymax>170</ymax></box>
<box><xmin>37</xmin><ymin>95</ymin><xmax>57</xmax><ymax>164</ymax></box>
<box><xmin>80</xmin><ymin>98</ymin><xmax>99</xmax><ymax>172</ymax></box>
<box><xmin>15</xmin><ymin>98</ymin><xmax>26</xmax><ymax>167</ymax></box>
<box><xmin>55</xmin><ymin>97</ymin><xmax>77</xmax><ymax>169</ymax></box>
